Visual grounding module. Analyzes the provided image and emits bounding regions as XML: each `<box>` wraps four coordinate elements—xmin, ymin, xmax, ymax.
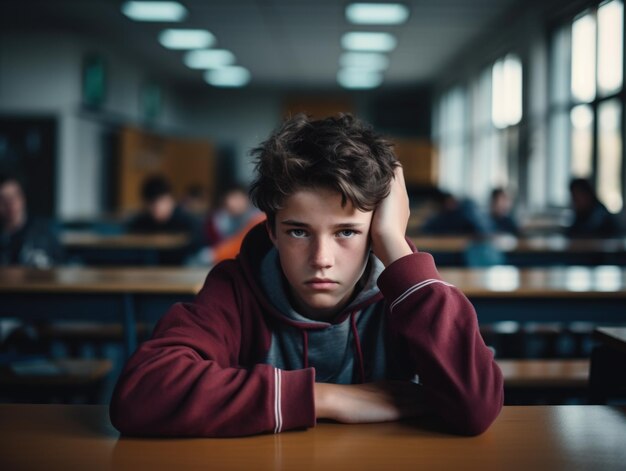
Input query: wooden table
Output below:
<box><xmin>439</xmin><ymin>266</ymin><xmax>626</xmax><ymax>324</ymax></box>
<box><xmin>62</xmin><ymin>232</ymin><xmax>192</xmax><ymax>265</ymax></box>
<box><xmin>0</xmin><ymin>266</ymin><xmax>207</xmax><ymax>356</ymax></box>
<box><xmin>412</xmin><ymin>235</ymin><xmax>626</xmax><ymax>266</ymax></box>
<box><xmin>1</xmin><ymin>404</ymin><xmax>624</xmax><ymax>470</ymax></box>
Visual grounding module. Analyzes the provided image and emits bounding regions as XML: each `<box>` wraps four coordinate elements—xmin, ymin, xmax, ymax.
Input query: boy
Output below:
<box><xmin>0</xmin><ymin>173</ymin><xmax>63</xmax><ymax>267</ymax></box>
<box><xmin>127</xmin><ymin>175</ymin><xmax>204</xmax><ymax>264</ymax></box>
<box><xmin>110</xmin><ymin>115</ymin><xmax>503</xmax><ymax>437</ymax></box>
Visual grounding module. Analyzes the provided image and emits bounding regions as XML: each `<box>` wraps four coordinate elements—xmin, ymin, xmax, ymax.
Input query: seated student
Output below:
<box><xmin>489</xmin><ymin>187</ymin><xmax>520</xmax><ymax>236</ymax></box>
<box><xmin>127</xmin><ymin>175</ymin><xmax>204</xmax><ymax>263</ymax></box>
<box><xmin>0</xmin><ymin>173</ymin><xmax>63</xmax><ymax>267</ymax></box>
<box><xmin>0</xmin><ymin>173</ymin><xmax>64</xmax><ymax>353</ymax></box>
<box><xmin>202</xmin><ymin>184</ymin><xmax>266</xmax><ymax>264</ymax></box>
<box><xmin>180</xmin><ymin>184</ymin><xmax>210</xmax><ymax>217</ymax></box>
<box><xmin>110</xmin><ymin>114</ymin><xmax>503</xmax><ymax>437</ymax></box>
<box><xmin>421</xmin><ymin>190</ymin><xmax>492</xmax><ymax>236</ymax></box>
<box><xmin>566</xmin><ymin>178</ymin><xmax>622</xmax><ymax>238</ymax></box>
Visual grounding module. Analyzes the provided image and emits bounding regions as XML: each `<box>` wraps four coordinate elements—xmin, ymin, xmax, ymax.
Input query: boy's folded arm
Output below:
<box><xmin>314</xmin><ymin>381</ymin><xmax>425</xmax><ymax>424</ymax></box>
<box><xmin>109</xmin><ymin>267</ymin><xmax>316</xmax><ymax>438</ymax></box>
<box><xmin>378</xmin><ymin>252</ymin><xmax>504</xmax><ymax>436</ymax></box>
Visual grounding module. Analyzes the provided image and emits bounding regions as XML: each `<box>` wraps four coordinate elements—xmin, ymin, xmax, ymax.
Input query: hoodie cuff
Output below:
<box><xmin>276</xmin><ymin>367</ymin><xmax>316</xmax><ymax>432</ymax></box>
<box><xmin>376</xmin><ymin>252</ymin><xmax>443</xmax><ymax>305</ymax></box>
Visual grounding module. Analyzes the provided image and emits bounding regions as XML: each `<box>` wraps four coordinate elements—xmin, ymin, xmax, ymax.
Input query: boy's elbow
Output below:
<box><xmin>109</xmin><ymin>396</ymin><xmax>135</xmax><ymax>435</ymax></box>
<box><xmin>450</xmin><ymin>385</ymin><xmax>504</xmax><ymax>436</ymax></box>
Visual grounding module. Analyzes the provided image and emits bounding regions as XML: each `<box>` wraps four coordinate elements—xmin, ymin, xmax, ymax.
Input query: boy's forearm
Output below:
<box><xmin>378</xmin><ymin>253</ymin><xmax>504</xmax><ymax>435</ymax></box>
<box><xmin>374</xmin><ymin>236</ymin><xmax>413</xmax><ymax>267</ymax></box>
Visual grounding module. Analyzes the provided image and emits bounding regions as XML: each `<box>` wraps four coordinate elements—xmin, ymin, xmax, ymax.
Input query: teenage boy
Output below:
<box><xmin>111</xmin><ymin>115</ymin><xmax>503</xmax><ymax>437</ymax></box>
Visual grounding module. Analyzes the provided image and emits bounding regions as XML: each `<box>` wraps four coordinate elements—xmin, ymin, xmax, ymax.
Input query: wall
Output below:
<box><xmin>0</xmin><ymin>30</ymin><xmax>191</xmax><ymax>218</ymax></box>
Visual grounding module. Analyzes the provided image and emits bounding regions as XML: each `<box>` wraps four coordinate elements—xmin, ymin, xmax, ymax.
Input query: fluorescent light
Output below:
<box><xmin>205</xmin><ymin>66</ymin><xmax>250</xmax><ymax>87</ymax></box>
<box><xmin>341</xmin><ymin>32</ymin><xmax>397</xmax><ymax>52</ymax></box>
<box><xmin>346</xmin><ymin>3</ymin><xmax>409</xmax><ymax>25</ymax></box>
<box><xmin>184</xmin><ymin>49</ymin><xmax>236</xmax><ymax>69</ymax></box>
<box><xmin>339</xmin><ymin>52</ymin><xmax>389</xmax><ymax>70</ymax></box>
<box><xmin>337</xmin><ymin>69</ymin><xmax>383</xmax><ymax>89</ymax></box>
<box><xmin>121</xmin><ymin>1</ymin><xmax>187</xmax><ymax>22</ymax></box>
<box><xmin>159</xmin><ymin>29</ymin><xmax>215</xmax><ymax>49</ymax></box>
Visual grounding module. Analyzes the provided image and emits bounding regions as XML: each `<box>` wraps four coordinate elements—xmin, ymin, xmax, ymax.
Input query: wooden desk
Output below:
<box><xmin>439</xmin><ymin>266</ymin><xmax>626</xmax><ymax>323</ymax></box>
<box><xmin>1</xmin><ymin>404</ymin><xmax>625</xmax><ymax>470</ymax></box>
<box><xmin>62</xmin><ymin>232</ymin><xmax>192</xmax><ymax>265</ymax></box>
<box><xmin>496</xmin><ymin>359</ymin><xmax>589</xmax><ymax>389</ymax></box>
<box><xmin>0</xmin><ymin>266</ymin><xmax>207</xmax><ymax>355</ymax></box>
<box><xmin>412</xmin><ymin>235</ymin><xmax>626</xmax><ymax>266</ymax></box>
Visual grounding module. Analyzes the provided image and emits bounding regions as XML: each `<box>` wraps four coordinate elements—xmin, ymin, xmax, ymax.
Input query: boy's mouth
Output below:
<box><xmin>305</xmin><ymin>278</ymin><xmax>338</xmax><ymax>290</ymax></box>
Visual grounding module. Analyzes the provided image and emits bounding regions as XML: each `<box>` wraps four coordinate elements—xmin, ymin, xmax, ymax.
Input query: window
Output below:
<box><xmin>435</xmin><ymin>54</ymin><xmax>523</xmax><ymax>205</ymax></box>
<box><xmin>548</xmin><ymin>0</ymin><xmax>624</xmax><ymax>212</ymax></box>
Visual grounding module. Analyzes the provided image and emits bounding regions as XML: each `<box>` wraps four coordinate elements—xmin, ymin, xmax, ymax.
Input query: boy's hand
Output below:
<box><xmin>370</xmin><ymin>166</ymin><xmax>413</xmax><ymax>266</ymax></box>
<box><xmin>314</xmin><ymin>381</ymin><xmax>424</xmax><ymax>423</ymax></box>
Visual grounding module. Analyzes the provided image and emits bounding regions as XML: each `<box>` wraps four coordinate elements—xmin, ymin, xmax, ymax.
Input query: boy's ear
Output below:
<box><xmin>266</xmin><ymin>220</ymin><xmax>277</xmax><ymax>245</ymax></box>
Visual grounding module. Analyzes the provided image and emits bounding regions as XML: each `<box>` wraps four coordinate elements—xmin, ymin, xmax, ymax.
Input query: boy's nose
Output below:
<box><xmin>310</xmin><ymin>238</ymin><xmax>333</xmax><ymax>269</ymax></box>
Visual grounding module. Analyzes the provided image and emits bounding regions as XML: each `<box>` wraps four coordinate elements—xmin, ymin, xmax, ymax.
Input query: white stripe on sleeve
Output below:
<box><xmin>273</xmin><ymin>368</ymin><xmax>283</xmax><ymax>433</ymax></box>
<box><xmin>389</xmin><ymin>279</ymin><xmax>454</xmax><ymax>312</ymax></box>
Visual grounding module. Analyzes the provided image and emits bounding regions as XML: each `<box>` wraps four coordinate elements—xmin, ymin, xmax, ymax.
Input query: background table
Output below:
<box><xmin>1</xmin><ymin>404</ymin><xmax>625</xmax><ymax>470</ymax></box>
<box><xmin>412</xmin><ymin>235</ymin><xmax>626</xmax><ymax>267</ymax></box>
<box><xmin>0</xmin><ymin>266</ymin><xmax>208</xmax><ymax>356</ymax></box>
<box><xmin>62</xmin><ymin>232</ymin><xmax>192</xmax><ymax>265</ymax></box>
<box><xmin>439</xmin><ymin>266</ymin><xmax>626</xmax><ymax>324</ymax></box>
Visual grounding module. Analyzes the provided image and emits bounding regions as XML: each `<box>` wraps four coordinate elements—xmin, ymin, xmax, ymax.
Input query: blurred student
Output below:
<box><xmin>0</xmin><ymin>173</ymin><xmax>63</xmax><ymax>267</ymax></box>
<box><xmin>201</xmin><ymin>184</ymin><xmax>265</xmax><ymax>263</ymax></box>
<box><xmin>421</xmin><ymin>190</ymin><xmax>492</xmax><ymax>236</ymax></box>
<box><xmin>566</xmin><ymin>178</ymin><xmax>622</xmax><ymax>238</ymax></box>
<box><xmin>489</xmin><ymin>187</ymin><xmax>520</xmax><ymax>236</ymax></box>
<box><xmin>180</xmin><ymin>184</ymin><xmax>210</xmax><ymax>217</ymax></box>
<box><xmin>127</xmin><ymin>175</ymin><xmax>204</xmax><ymax>262</ymax></box>
<box><xmin>0</xmin><ymin>173</ymin><xmax>63</xmax><ymax>352</ymax></box>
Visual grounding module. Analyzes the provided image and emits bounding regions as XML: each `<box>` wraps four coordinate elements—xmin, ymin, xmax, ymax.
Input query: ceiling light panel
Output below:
<box><xmin>337</xmin><ymin>69</ymin><xmax>383</xmax><ymax>89</ymax></box>
<box><xmin>339</xmin><ymin>52</ymin><xmax>389</xmax><ymax>70</ymax></box>
<box><xmin>159</xmin><ymin>29</ymin><xmax>215</xmax><ymax>49</ymax></box>
<box><xmin>346</xmin><ymin>3</ymin><xmax>409</xmax><ymax>25</ymax></box>
<box><xmin>341</xmin><ymin>32</ymin><xmax>397</xmax><ymax>52</ymax></box>
<box><xmin>121</xmin><ymin>1</ymin><xmax>187</xmax><ymax>22</ymax></box>
<box><xmin>205</xmin><ymin>66</ymin><xmax>251</xmax><ymax>87</ymax></box>
<box><xmin>184</xmin><ymin>49</ymin><xmax>236</xmax><ymax>69</ymax></box>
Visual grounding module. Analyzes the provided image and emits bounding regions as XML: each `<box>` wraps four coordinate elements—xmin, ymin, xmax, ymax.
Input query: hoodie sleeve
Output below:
<box><xmin>377</xmin><ymin>252</ymin><xmax>503</xmax><ymax>436</ymax></box>
<box><xmin>109</xmin><ymin>262</ymin><xmax>316</xmax><ymax>437</ymax></box>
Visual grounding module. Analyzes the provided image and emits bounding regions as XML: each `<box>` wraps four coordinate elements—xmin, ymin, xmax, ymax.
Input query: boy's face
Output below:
<box><xmin>0</xmin><ymin>180</ymin><xmax>26</xmax><ymax>230</ymax></box>
<box><xmin>268</xmin><ymin>187</ymin><xmax>373</xmax><ymax>321</ymax></box>
<box><xmin>147</xmin><ymin>194</ymin><xmax>175</xmax><ymax>223</ymax></box>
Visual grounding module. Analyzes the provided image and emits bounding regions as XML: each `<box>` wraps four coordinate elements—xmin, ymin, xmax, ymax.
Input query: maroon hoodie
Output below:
<box><xmin>110</xmin><ymin>223</ymin><xmax>503</xmax><ymax>437</ymax></box>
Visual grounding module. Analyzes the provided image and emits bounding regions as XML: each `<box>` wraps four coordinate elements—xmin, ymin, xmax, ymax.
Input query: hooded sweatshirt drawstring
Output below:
<box><xmin>301</xmin><ymin>330</ymin><xmax>309</xmax><ymax>369</ymax></box>
<box><xmin>350</xmin><ymin>311</ymin><xmax>366</xmax><ymax>383</ymax></box>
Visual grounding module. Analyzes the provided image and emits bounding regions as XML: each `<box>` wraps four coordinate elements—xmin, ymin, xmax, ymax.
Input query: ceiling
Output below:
<box><xmin>1</xmin><ymin>0</ymin><xmax>525</xmax><ymax>91</ymax></box>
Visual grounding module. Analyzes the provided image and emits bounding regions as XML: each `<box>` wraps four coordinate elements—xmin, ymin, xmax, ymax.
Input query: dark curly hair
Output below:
<box><xmin>249</xmin><ymin>114</ymin><xmax>399</xmax><ymax>229</ymax></box>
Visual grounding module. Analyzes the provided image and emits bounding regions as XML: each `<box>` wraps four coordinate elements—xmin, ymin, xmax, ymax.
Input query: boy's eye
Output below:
<box><xmin>288</xmin><ymin>229</ymin><xmax>309</xmax><ymax>238</ymax></box>
<box><xmin>337</xmin><ymin>229</ymin><xmax>357</xmax><ymax>238</ymax></box>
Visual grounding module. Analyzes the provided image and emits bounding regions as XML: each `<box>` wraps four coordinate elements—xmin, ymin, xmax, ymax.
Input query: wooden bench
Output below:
<box><xmin>496</xmin><ymin>359</ymin><xmax>590</xmax><ymax>404</ymax></box>
<box><xmin>0</xmin><ymin>358</ymin><xmax>113</xmax><ymax>403</ymax></box>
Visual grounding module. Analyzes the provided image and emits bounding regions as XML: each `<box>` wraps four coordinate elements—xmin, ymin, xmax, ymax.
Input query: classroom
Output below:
<box><xmin>1</xmin><ymin>1</ymin><xmax>625</xmax><ymax>469</ymax></box>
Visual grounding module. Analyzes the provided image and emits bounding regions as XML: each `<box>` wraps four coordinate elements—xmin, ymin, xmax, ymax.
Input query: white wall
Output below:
<box><xmin>181</xmin><ymin>89</ymin><xmax>283</xmax><ymax>184</ymax></box>
<box><xmin>0</xmin><ymin>31</ymin><xmax>193</xmax><ymax>218</ymax></box>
